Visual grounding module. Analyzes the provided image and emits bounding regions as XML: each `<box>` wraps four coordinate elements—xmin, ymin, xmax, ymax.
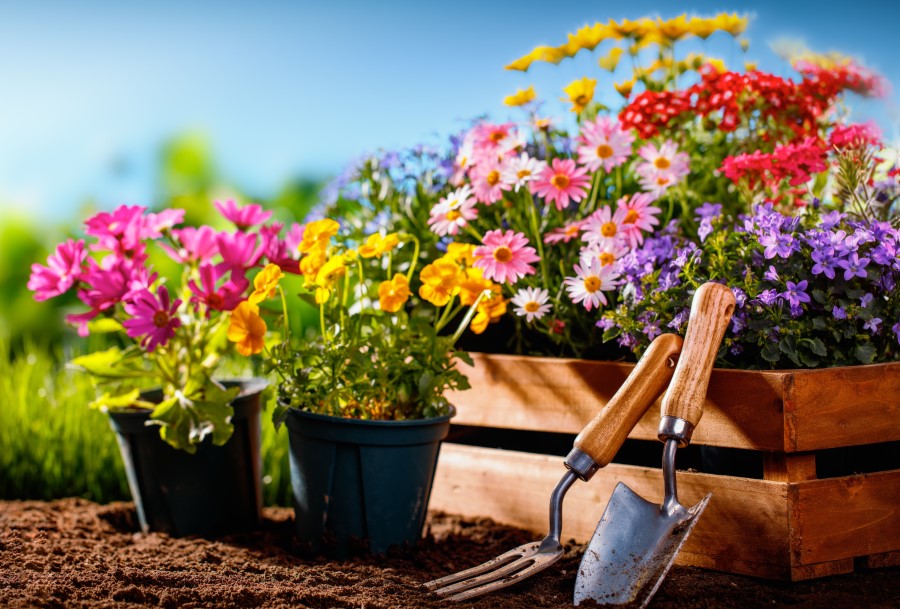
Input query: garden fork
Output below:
<box><xmin>423</xmin><ymin>332</ymin><xmax>683</xmax><ymax>602</ymax></box>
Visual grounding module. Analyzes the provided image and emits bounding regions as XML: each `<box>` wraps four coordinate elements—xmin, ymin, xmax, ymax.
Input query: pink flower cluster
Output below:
<box><xmin>28</xmin><ymin>200</ymin><xmax>301</xmax><ymax>351</ymax></box>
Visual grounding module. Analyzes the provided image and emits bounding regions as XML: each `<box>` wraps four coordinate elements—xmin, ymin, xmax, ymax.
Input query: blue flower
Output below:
<box><xmin>892</xmin><ymin>322</ymin><xmax>900</xmax><ymax>344</ymax></box>
<box><xmin>694</xmin><ymin>202</ymin><xmax>723</xmax><ymax>221</ymax></box>
<box><xmin>810</xmin><ymin>247</ymin><xmax>838</xmax><ymax>279</ymax></box>
<box><xmin>837</xmin><ymin>253</ymin><xmax>870</xmax><ymax>280</ymax></box>
<box><xmin>758</xmin><ymin>230</ymin><xmax>797</xmax><ymax>259</ymax></box>
<box><xmin>764</xmin><ymin>266</ymin><xmax>779</xmax><ymax>282</ymax></box>
<box><xmin>782</xmin><ymin>280</ymin><xmax>811</xmax><ymax>308</ymax></box>
<box><xmin>860</xmin><ymin>292</ymin><xmax>874</xmax><ymax>308</ymax></box>
<box><xmin>863</xmin><ymin>317</ymin><xmax>882</xmax><ymax>333</ymax></box>
<box><xmin>756</xmin><ymin>289</ymin><xmax>780</xmax><ymax>306</ymax></box>
<box><xmin>833</xmin><ymin>306</ymin><xmax>847</xmax><ymax>320</ymax></box>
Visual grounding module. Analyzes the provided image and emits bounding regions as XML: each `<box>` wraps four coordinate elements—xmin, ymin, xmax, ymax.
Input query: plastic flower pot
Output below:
<box><xmin>284</xmin><ymin>405</ymin><xmax>455</xmax><ymax>558</ymax></box>
<box><xmin>108</xmin><ymin>378</ymin><xmax>267</xmax><ymax>537</ymax></box>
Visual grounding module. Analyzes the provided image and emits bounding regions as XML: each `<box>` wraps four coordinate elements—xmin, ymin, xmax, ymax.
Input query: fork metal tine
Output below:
<box><xmin>441</xmin><ymin>551</ymin><xmax>564</xmax><ymax>602</ymax></box>
<box><xmin>423</xmin><ymin>542</ymin><xmax>539</xmax><ymax>591</ymax></box>
<box><xmin>433</xmin><ymin>552</ymin><xmax>538</xmax><ymax>598</ymax></box>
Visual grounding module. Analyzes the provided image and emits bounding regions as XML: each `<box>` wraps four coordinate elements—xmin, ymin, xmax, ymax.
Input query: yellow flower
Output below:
<box><xmin>227</xmin><ymin>301</ymin><xmax>267</xmax><ymax>356</ymax></box>
<box><xmin>301</xmin><ymin>250</ymin><xmax>327</xmax><ymax>286</ymax></box>
<box><xmin>717</xmin><ymin>13</ymin><xmax>748</xmax><ymax>37</ymax></box>
<box><xmin>470</xmin><ymin>286</ymin><xmax>507</xmax><ymax>335</ymax></box>
<box><xmin>458</xmin><ymin>268</ymin><xmax>493</xmax><ymax>307</ymax></box>
<box><xmin>418</xmin><ymin>259</ymin><xmax>463</xmax><ymax>307</ymax></box>
<box><xmin>706</xmin><ymin>58</ymin><xmax>727</xmax><ymax>74</ymax></box>
<box><xmin>378</xmin><ymin>273</ymin><xmax>410</xmax><ymax>313</ymax></box>
<box><xmin>745</xmin><ymin>61</ymin><xmax>758</xmax><ymax>72</ymax></box>
<box><xmin>248</xmin><ymin>263</ymin><xmax>283</xmax><ymax>305</ymax></box>
<box><xmin>533</xmin><ymin>117</ymin><xmax>553</xmax><ymax>132</ymax></box>
<box><xmin>442</xmin><ymin>242</ymin><xmax>476</xmax><ymax>266</ymax></box>
<box><xmin>299</xmin><ymin>218</ymin><xmax>339</xmax><ymax>254</ymax></box>
<box><xmin>505</xmin><ymin>45</ymin><xmax>566</xmax><ymax>71</ymax></box>
<box><xmin>562</xmin><ymin>77</ymin><xmax>596</xmax><ymax>114</ymax></box>
<box><xmin>314</xmin><ymin>255</ymin><xmax>347</xmax><ymax>304</ymax></box>
<box><xmin>609</xmin><ymin>17</ymin><xmax>655</xmax><ymax>39</ymax></box>
<box><xmin>614</xmin><ymin>79</ymin><xmax>635</xmax><ymax>99</ymax></box>
<box><xmin>358</xmin><ymin>233</ymin><xmax>400</xmax><ymax>258</ymax></box>
<box><xmin>656</xmin><ymin>15</ymin><xmax>690</xmax><ymax>43</ymax></box>
<box><xmin>687</xmin><ymin>16</ymin><xmax>716</xmax><ymax>40</ymax></box>
<box><xmin>503</xmin><ymin>86</ymin><xmax>537</xmax><ymax>107</ymax></box>
<box><xmin>562</xmin><ymin>23</ymin><xmax>612</xmax><ymax>56</ymax></box>
<box><xmin>598</xmin><ymin>47</ymin><xmax>623</xmax><ymax>72</ymax></box>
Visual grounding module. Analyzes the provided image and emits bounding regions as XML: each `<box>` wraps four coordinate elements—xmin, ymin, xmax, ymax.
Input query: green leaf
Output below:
<box><xmin>854</xmin><ymin>342</ymin><xmax>877</xmax><ymax>365</ymax></box>
<box><xmin>801</xmin><ymin>338</ymin><xmax>828</xmax><ymax>357</ymax></box>
<box><xmin>89</xmin><ymin>388</ymin><xmax>142</xmax><ymax>411</ymax></box>
<box><xmin>761</xmin><ymin>342</ymin><xmax>781</xmax><ymax>363</ymax></box>
<box><xmin>68</xmin><ymin>348</ymin><xmax>146</xmax><ymax>379</ymax></box>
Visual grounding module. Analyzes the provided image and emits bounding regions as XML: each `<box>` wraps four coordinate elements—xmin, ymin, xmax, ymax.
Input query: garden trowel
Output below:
<box><xmin>573</xmin><ymin>281</ymin><xmax>735</xmax><ymax>608</ymax></box>
<box><xmin>424</xmin><ymin>331</ymin><xmax>683</xmax><ymax>601</ymax></box>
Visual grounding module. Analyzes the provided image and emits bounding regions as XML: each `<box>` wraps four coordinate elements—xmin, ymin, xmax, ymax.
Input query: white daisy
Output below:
<box><xmin>563</xmin><ymin>259</ymin><xmax>620</xmax><ymax>311</ymax></box>
<box><xmin>579</xmin><ymin>241</ymin><xmax>630</xmax><ymax>269</ymax></box>
<box><xmin>510</xmin><ymin>287</ymin><xmax>552</xmax><ymax>322</ymax></box>
<box><xmin>427</xmin><ymin>186</ymin><xmax>478</xmax><ymax>236</ymax></box>
<box><xmin>500</xmin><ymin>152</ymin><xmax>547</xmax><ymax>192</ymax></box>
<box><xmin>581</xmin><ymin>205</ymin><xmax>629</xmax><ymax>248</ymax></box>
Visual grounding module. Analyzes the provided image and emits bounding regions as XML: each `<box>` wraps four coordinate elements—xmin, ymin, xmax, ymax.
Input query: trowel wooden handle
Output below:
<box><xmin>660</xmin><ymin>282</ymin><xmax>735</xmax><ymax>430</ymax></box>
<box><xmin>573</xmin><ymin>333</ymin><xmax>682</xmax><ymax>467</ymax></box>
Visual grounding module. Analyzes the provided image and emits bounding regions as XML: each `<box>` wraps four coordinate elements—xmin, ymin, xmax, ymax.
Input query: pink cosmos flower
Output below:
<box><xmin>544</xmin><ymin>219</ymin><xmax>587</xmax><ymax>245</ymax></box>
<box><xmin>189</xmin><ymin>264</ymin><xmax>246</xmax><ymax>313</ymax></box>
<box><xmin>473</xmin><ymin>229</ymin><xmax>540</xmax><ymax>284</ymax></box>
<box><xmin>563</xmin><ymin>259</ymin><xmax>620</xmax><ymax>311</ymax></box>
<box><xmin>28</xmin><ymin>239</ymin><xmax>87</xmax><ymax>301</ymax></box>
<box><xmin>530</xmin><ymin>158</ymin><xmax>591</xmax><ymax>211</ymax></box>
<box><xmin>428</xmin><ymin>186</ymin><xmax>478</xmax><ymax>236</ymax></box>
<box><xmin>161</xmin><ymin>226</ymin><xmax>219</xmax><ymax>263</ymax></box>
<box><xmin>123</xmin><ymin>286</ymin><xmax>182</xmax><ymax>352</ymax></box>
<box><xmin>579</xmin><ymin>241</ymin><xmax>629</xmax><ymax>269</ymax></box>
<box><xmin>577</xmin><ymin>117</ymin><xmax>635</xmax><ymax>172</ymax></box>
<box><xmin>471</xmin><ymin>159</ymin><xmax>512</xmax><ymax>204</ymax></box>
<box><xmin>214</xmin><ymin>200</ymin><xmax>272</xmax><ymax>229</ymax></box>
<box><xmin>216</xmin><ymin>231</ymin><xmax>263</xmax><ymax>280</ymax></box>
<box><xmin>84</xmin><ymin>205</ymin><xmax>147</xmax><ymax>253</ymax></box>
<box><xmin>260</xmin><ymin>223</ymin><xmax>301</xmax><ymax>274</ymax></box>
<box><xmin>581</xmin><ymin>205</ymin><xmax>630</xmax><ymax>248</ymax></box>
<box><xmin>285</xmin><ymin>223</ymin><xmax>305</xmax><ymax>253</ymax></box>
<box><xmin>501</xmin><ymin>153</ymin><xmax>547</xmax><ymax>192</ymax></box>
<box><xmin>616</xmin><ymin>193</ymin><xmax>661</xmax><ymax>247</ymax></box>
<box><xmin>638</xmin><ymin>172</ymin><xmax>679</xmax><ymax>198</ymax></box>
<box><xmin>143</xmin><ymin>208</ymin><xmax>185</xmax><ymax>238</ymax></box>
<box><xmin>634</xmin><ymin>141</ymin><xmax>690</xmax><ymax>197</ymax></box>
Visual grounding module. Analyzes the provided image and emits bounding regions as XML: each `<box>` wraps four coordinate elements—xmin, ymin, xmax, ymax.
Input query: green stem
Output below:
<box><xmin>405</xmin><ymin>236</ymin><xmax>421</xmax><ymax>283</ymax></box>
<box><xmin>526</xmin><ymin>191</ymin><xmax>550</xmax><ymax>289</ymax></box>
<box><xmin>278</xmin><ymin>285</ymin><xmax>291</xmax><ymax>342</ymax></box>
<box><xmin>435</xmin><ymin>299</ymin><xmax>462</xmax><ymax>333</ymax></box>
<box><xmin>450</xmin><ymin>291</ymin><xmax>487</xmax><ymax>344</ymax></box>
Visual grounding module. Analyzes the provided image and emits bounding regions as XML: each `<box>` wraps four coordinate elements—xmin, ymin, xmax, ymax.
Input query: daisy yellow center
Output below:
<box><xmin>551</xmin><ymin>174</ymin><xmax>570</xmax><ymax>190</ymax></box>
<box><xmin>446</xmin><ymin>209</ymin><xmax>462</xmax><ymax>221</ymax></box>
<box><xmin>487</xmin><ymin>170</ymin><xmax>501</xmax><ymax>186</ymax></box>
<box><xmin>601</xmin><ymin>222</ymin><xmax>618</xmax><ymax>237</ymax></box>
<box><xmin>584</xmin><ymin>276</ymin><xmax>602</xmax><ymax>292</ymax></box>
<box><xmin>596</xmin><ymin>144</ymin><xmax>614</xmax><ymax>159</ymax></box>
<box><xmin>524</xmin><ymin>301</ymin><xmax>540</xmax><ymax>313</ymax></box>
<box><xmin>152</xmin><ymin>311</ymin><xmax>170</xmax><ymax>328</ymax></box>
<box><xmin>517</xmin><ymin>169</ymin><xmax>532</xmax><ymax>179</ymax></box>
<box><xmin>599</xmin><ymin>252</ymin><xmax>616</xmax><ymax>266</ymax></box>
<box><xmin>623</xmin><ymin>209</ymin><xmax>639</xmax><ymax>224</ymax></box>
<box><xmin>657</xmin><ymin>176</ymin><xmax>670</xmax><ymax>186</ymax></box>
<box><xmin>565</xmin><ymin>225</ymin><xmax>580</xmax><ymax>237</ymax></box>
<box><xmin>493</xmin><ymin>246</ymin><xmax>514</xmax><ymax>263</ymax></box>
<box><xmin>490</xmin><ymin>131</ymin><xmax>505</xmax><ymax>143</ymax></box>
<box><xmin>654</xmin><ymin>157</ymin><xmax>671</xmax><ymax>170</ymax></box>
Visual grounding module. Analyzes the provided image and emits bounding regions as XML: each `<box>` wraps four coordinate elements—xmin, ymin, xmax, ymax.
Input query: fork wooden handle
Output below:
<box><xmin>573</xmin><ymin>333</ymin><xmax>682</xmax><ymax>467</ymax></box>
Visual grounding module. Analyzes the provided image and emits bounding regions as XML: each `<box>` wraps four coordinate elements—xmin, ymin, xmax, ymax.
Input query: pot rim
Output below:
<box><xmin>283</xmin><ymin>402</ymin><xmax>456</xmax><ymax>427</ymax></box>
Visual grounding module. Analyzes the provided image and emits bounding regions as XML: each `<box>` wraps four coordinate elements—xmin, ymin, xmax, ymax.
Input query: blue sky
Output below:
<box><xmin>1</xmin><ymin>0</ymin><xmax>898</xmax><ymax>217</ymax></box>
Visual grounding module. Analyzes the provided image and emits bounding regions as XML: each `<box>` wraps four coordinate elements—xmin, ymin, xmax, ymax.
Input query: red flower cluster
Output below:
<box><xmin>829</xmin><ymin>122</ymin><xmax>881</xmax><ymax>149</ymax></box>
<box><xmin>721</xmin><ymin>137</ymin><xmax>827</xmax><ymax>190</ymax></box>
<box><xmin>619</xmin><ymin>90</ymin><xmax>692</xmax><ymax>139</ymax></box>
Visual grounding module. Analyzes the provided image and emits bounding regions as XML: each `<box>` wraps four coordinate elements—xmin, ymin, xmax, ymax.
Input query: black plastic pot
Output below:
<box><xmin>108</xmin><ymin>378</ymin><xmax>267</xmax><ymax>537</ymax></box>
<box><xmin>284</xmin><ymin>405</ymin><xmax>455</xmax><ymax>558</ymax></box>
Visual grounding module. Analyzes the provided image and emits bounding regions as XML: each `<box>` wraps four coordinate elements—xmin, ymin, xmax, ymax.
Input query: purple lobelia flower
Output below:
<box><xmin>667</xmin><ymin>308</ymin><xmax>690</xmax><ymax>331</ymax></box>
<box><xmin>837</xmin><ymin>253</ymin><xmax>870</xmax><ymax>280</ymax></box>
<box><xmin>764</xmin><ymin>265</ymin><xmax>779</xmax><ymax>282</ymax></box>
<box><xmin>863</xmin><ymin>317</ymin><xmax>882</xmax><ymax>333</ymax></box>
<box><xmin>818</xmin><ymin>210</ymin><xmax>845</xmax><ymax>230</ymax></box>
<box><xmin>893</xmin><ymin>322</ymin><xmax>900</xmax><ymax>344</ymax></box>
<box><xmin>860</xmin><ymin>293</ymin><xmax>874</xmax><ymax>308</ymax></box>
<box><xmin>694</xmin><ymin>202</ymin><xmax>723</xmax><ymax>220</ymax></box>
<box><xmin>833</xmin><ymin>306</ymin><xmax>847</xmax><ymax>320</ymax></box>
<box><xmin>756</xmin><ymin>289</ymin><xmax>780</xmax><ymax>306</ymax></box>
<box><xmin>782</xmin><ymin>280</ymin><xmax>811</xmax><ymax>308</ymax></box>
<box><xmin>811</xmin><ymin>246</ymin><xmax>839</xmax><ymax>279</ymax></box>
<box><xmin>759</xmin><ymin>230</ymin><xmax>797</xmax><ymax>259</ymax></box>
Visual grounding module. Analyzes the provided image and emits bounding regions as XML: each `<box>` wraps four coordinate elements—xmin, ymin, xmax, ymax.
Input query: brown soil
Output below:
<box><xmin>0</xmin><ymin>498</ymin><xmax>896</xmax><ymax>609</ymax></box>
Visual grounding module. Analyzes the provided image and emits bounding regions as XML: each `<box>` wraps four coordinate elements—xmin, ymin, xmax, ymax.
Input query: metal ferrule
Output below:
<box><xmin>563</xmin><ymin>447</ymin><xmax>601</xmax><ymax>481</ymax></box>
<box><xmin>658</xmin><ymin>415</ymin><xmax>694</xmax><ymax>448</ymax></box>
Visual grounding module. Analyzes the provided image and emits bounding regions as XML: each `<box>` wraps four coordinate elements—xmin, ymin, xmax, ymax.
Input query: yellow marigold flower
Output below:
<box><xmin>443</xmin><ymin>242</ymin><xmax>476</xmax><ymax>266</ymax></box>
<box><xmin>687</xmin><ymin>16</ymin><xmax>716</xmax><ymax>40</ymax></box>
<box><xmin>378</xmin><ymin>273</ymin><xmax>410</xmax><ymax>313</ymax></box>
<box><xmin>358</xmin><ymin>233</ymin><xmax>400</xmax><ymax>258</ymax></box>
<box><xmin>299</xmin><ymin>218</ymin><xmax>339</xmax><ymax>254</ymax></box>
<box><xmin>458</xmin><ymin>268</ymin><xmax>493</xmax><ymax>307</ymax></box>
<box><xmin>248</xmin><ymin>263</ymin><xmax>283</xmax><ymax>305</ymax></box>
<box><xmin>656</xmin><ymin>15</ymin><xmax>690</xmax><ymax>43</ymax></box>
<box><xmin>227</xmin><ymin>301</ymin><xmax>267</xmax><ymax>356</ymax></box>
<box><xmin>562</xmin><ymin>23</ymin><xmax>611</xmax><ymax>56</ymax></box>
<box><xmin>745</xmin><ymin>61</ymin><xmax>758</xmax><ymax>72</ymax></box>
<box><xmin>301</xmin><ymin>250</ymin><xmax>327</xmax><ymax>286</ymax></box>
<box><xmin>562</xmin><ymin>77</ymin><xmax>596</xmax><ymax>114</ymax></box>
<box><xmin>614</xmin><ymin>79</ymin><xmax>635</xmax><ymax>99</ymax></box>
<box><xmin>598</xmin><ymin>47</ymin><xmax>623</xmax><ymax>72</ymax></box>
<box><xmin>418</xmin><ymin>259</ymin><xmax>463</xmax><ymax>307</ymax></box>
<box><xmin>609</xmin><ymin>17</ymin><xmax>655</xmax><ymax>39</ymax></box>
<box><xmin>533</xmin><ymin>117</ymin><xmax>553</xmax><ymax>131</ymax></box>
<box><xmin>505</xmin><ymin>46</ymin><xmax>566</xmax><ymax>71</ymax></box>
<box><xmin>503</xmin><ymin>86</ymin><xmax>537</xmax><ymax>107</ymax></box>
<box><xmin>635</xmin><ymin>29</ymin><xmax>666</xmax><ymax>49</ymax></box>
<box><xmin>470</xmin><ymin>286</ymin><xmax>507</xmax><ymax>335</ymax></box>
<box><xmin>314</xmin><ymin>255</ymin><xmax>347</xmax><ymax>304</ymax></box>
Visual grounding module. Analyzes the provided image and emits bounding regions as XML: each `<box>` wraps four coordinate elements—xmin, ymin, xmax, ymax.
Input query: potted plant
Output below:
<box><xmin>233</xmin><ymin>219</ymin><xmax>488</xmax><ymax>557</ymax></box>
<box><xmin>27</xmin><ymin>200</ymin><xmax>303</xmax><ymax>536</ymax></box>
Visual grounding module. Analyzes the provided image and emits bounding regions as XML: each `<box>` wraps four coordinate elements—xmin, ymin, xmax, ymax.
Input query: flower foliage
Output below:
<box><xmin>28</xmin><ymin>201</ymin><xmax>300</xmax><ymax>451</ymax></box>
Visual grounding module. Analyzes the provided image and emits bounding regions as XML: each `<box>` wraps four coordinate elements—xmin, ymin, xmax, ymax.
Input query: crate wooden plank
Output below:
<box><xmin>791</xmin><ymin>470</ymin><xmax>900</xmax><ymax>566</ymax></box>
<box><xmin>450</xmin><ymin>353</ymin><xmax>900</xmax><ymax>452</ymax></box>
<box><xmin>430</xmin><ymin>443</ymin><xmax>791</xmax><ymax>577</ymax></box>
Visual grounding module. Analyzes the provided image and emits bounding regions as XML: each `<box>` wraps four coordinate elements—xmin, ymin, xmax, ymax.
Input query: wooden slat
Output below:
<box><xmin>430</xmin><ymin>443</ymin><xmax>791</xmax><ymax>577</ymax></box>
<box><xmin>790</xmin><ymin>470</ymin><xmax>900</xmax><ymax>566</ymax></box>
<box><xmin>763</xmin><ymin>453</ymin><xmax>817</xmax><ymax>482</ymax></box>
<box><xmin>450</xmin><ymin>353</ymin><xmax>900</xmax><ymax>452</ymax></box>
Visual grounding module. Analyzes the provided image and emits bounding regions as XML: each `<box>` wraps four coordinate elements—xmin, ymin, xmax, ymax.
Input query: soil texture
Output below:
<box><xmin>0</xmin><ymin>498</ymin><xmax>897</xmax><ymax>609</ymax></box>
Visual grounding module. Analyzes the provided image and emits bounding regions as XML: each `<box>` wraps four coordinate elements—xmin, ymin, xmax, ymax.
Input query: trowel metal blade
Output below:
<box><xmin>573</xmin><ymin>482</ymin><xmax>712</xmax><ymax>608</ymax></box>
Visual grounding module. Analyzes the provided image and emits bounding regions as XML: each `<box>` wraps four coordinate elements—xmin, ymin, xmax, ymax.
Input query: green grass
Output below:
<box><xmin>0</xmin><ymin>340</ymin><xmax>292</xmax><ymax>506</ymax></box>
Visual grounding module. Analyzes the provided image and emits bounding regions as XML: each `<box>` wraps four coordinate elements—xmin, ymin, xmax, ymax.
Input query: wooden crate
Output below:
<box><xmin>430</xmin><ymin>353</ymin><xmax>900</xmax><ymax>581</ymax></box>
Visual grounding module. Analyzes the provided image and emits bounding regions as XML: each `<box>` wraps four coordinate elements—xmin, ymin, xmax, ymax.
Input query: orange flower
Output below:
<box><xmin>248</xmin><ymin>263</ymin><xmax>283</xmax><ymax>305</ymax></box>
<box><xmin>299</xmin><ymin>218</ymin><xmax>339</xmax><ymax>254</ymax></box>
<box><xmin>418</xmin><ymin>259</ymin><xmax>463</xmax><ymax>307</ymax></box>
<box><xmin>458</xmin><ymin>268</ymin><xmax>493</xmax><ymax>307</ymax></box>
<box><xmin>378</xmin><ymin>273</ymin><xmax>411</xmax><ymax>313</ymax></box>
<box><xmin>359</xmin><ymin>233</ymin><xmax>400</xmax><ymax>258</ymax></box>
<box><xmin>470</xmin><ymin>286</ymin><xmax>507</xmax><ymax>335</ymax></box>
<box><xmin>227</xmin><ymin>301</ymin><xmax>267</xmax><ymax>356</ymax></box>
<box><xmin>442</xmin><ymin>242</ymin><xmax>476</xmax><ymax>266</ymax></box>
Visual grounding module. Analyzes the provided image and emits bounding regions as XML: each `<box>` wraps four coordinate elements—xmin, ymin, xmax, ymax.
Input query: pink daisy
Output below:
<box><xmin>123</xmin><ymin>286</ymin><xmax>182</xmax><ymax>352</ymax></box>
<box><xmin>544</xmin><ymin>219</ymin><xmax>587</xmax><ymax>245</ymax></box>
<box><xmin>501</xmin><ymin>153</ymin><xmax>547</xmax><ymax>192</ymax></box>
<box><xmin>563</xmin><ymin>259</ymin><xmax>620</xmax><ymax>311</ymax></box>
<box><xmin>189</xmin><ymin>264</ymin><xmax>246</xmax><ymax>313</ymax></box>
<box><xmin>216</xmin><ymin>230</ymin><xmax>263</xmax><ymax>281</ymax></box>
<box><xmin>577</xmin><ymin>117</ymin><xmax>634</xmax><ymax>173</ymax></box>
<box><xmin>579</xmin><ymin>241</ymin><xmax>630</xmax><ymax>269</ymax></box>
<box><xmin>28</xmin><ymin>239</ymin><xmax>87</xmax><ymax>301</ymax></box>
<box><xmin>84</xmin><ymin>205</ymin><xmax>147</xmax><ymax>253</ymax></box>
<box><xmin>616</xmin><ymin>193</ymin><xmax>662</xmax><ymax>247</ymax></box>
<box><xmin>634</xmin><ymin>140</ymin><xmax>690</xmax><ymax>198</ymax></box>
<box><xmin>161</xmin><ymin>226</ymin><xmax>219</xmax><ymax>263</ymax></box>
<box><xmin>428</xmin><ymin>186</ymin><xmax>478</xmax><ymax>236</ymax></box>
<box><xmin>530</xmin><ymin>158</ymin><xmax>591</xmax><ymax>211</ymax></box>
<box><xmin>471</xmin><ymin>159</ymin><xmax>512</xmax><ymax>204</ymax></box>
<box><xmin>638</xmin><ymin>172</ymin><xmax>679</xmax><ymax>198</ymax></box>
<box><xmin>581</xmin><ymin>205</ymin><xmax>629</xmax><ymax>247</ymax></box>
<box><xmin>473</xmin><ymin>229</ymin><xmax>540</xmax><ymax>285</ymax></box>
<box><xmin>215</xmin><ymin>200</ymin><xmax>272</xmax><ymax>229</ymax></box>
<box><xmin>143</xmin><ymin>208</ymin><xmax>185</xmax><ymax>238</ymax></box>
